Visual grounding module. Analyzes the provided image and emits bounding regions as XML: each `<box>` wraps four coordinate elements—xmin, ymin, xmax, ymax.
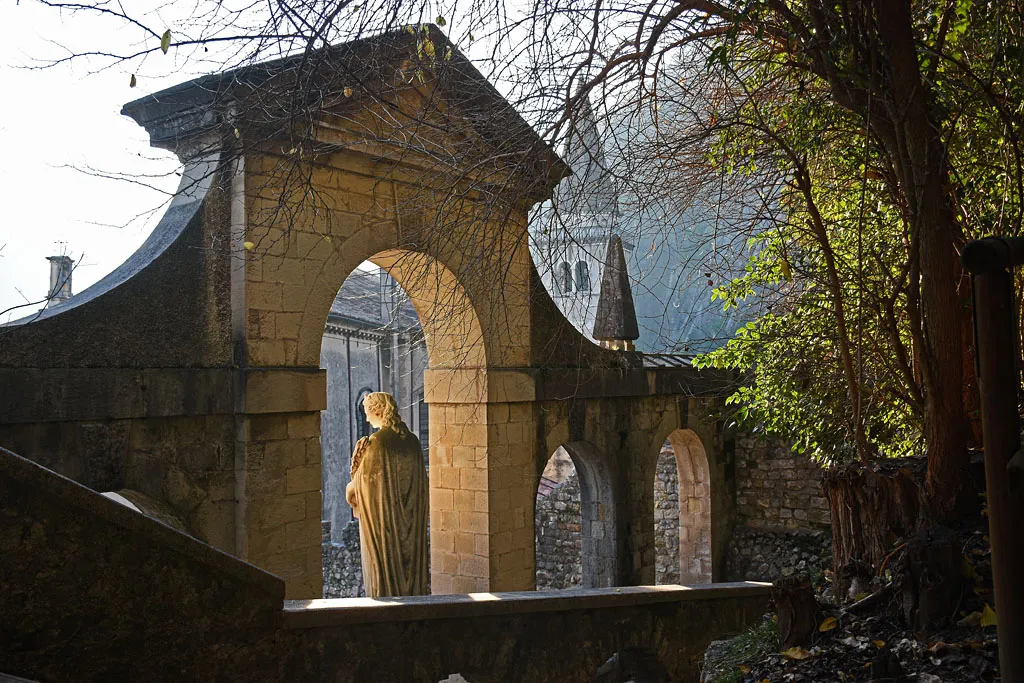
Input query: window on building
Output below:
<box><xmin>417</xmin><ymin>389</ymin><xmax>429</xmax><ymax>456</ymax></box>
<box><xmin>560</xmin><ymin>262</ymin><xmax>573</xmax><ymax>294</ymax></box>
<box><xmin>355</xmin><ymin>387</ymin><xmax>374</xmax><ymax>441</ymax></box>
<box><xmin>575</xmin><ymin>261</ymin><xmax>590</xmax><ymax>291</ymax></box>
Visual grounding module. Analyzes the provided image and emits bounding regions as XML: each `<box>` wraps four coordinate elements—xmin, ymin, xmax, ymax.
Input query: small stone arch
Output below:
<box><xmin>661</xmin><ymin>429</ymin><xmax>712</xmax><ymax>584</ymax></box>
<box><xmin>558</xmin><ymin>441</ymin><xmax>619</xmax><ymax>588</ymax></box>
<box><xmin>354</xmin><ymin>387</ymin><xmax>374</xmax><ymax>442</ymax></box>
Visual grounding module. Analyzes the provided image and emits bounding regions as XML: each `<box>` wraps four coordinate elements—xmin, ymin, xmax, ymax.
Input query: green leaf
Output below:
<box><xmin>780</xmin><ymin>257</ymin><xmax>792</xmax><ymax>282</ymax></box>
<box><xmin>160</xmin><ymin>29</ymin><xmax>171</xmax><ymax>54</ymax></box>
<box><xmin>436</xmin><ymin>15</ymin><xmax>446</xmax><ymax>26</ymax></box>
<box><xmin>129</xmin><ymin>74</ymin><xmax>137</xmax><ymax>88</ymax></box>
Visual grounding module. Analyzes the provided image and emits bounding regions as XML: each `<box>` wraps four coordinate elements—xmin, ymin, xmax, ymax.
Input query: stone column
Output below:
<box><xmin>235</xmin><ymin>369</ymin><xmax>327</xmax><ymax>599</ymax></box>
<box><xmin>425</xmin><ymin>369</ymin><xmax>537</xmax><ymax>593</ymax></box>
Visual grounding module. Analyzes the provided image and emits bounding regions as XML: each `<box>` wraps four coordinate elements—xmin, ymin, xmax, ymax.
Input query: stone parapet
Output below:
<box><xmin>3</xmin><ymin>444</ymin><xmax>771</xmax><ymax>683</ymax></box>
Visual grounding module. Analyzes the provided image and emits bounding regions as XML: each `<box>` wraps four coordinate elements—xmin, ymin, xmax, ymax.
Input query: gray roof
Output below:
<box><xmin>327</xmin><ymin>269</ymin><xmax>420</xmax><ymax>333</ymax></box>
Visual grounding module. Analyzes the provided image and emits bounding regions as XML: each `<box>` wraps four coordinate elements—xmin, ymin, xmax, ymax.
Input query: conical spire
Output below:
<box><xmin>555</xmin><ymin>95</ymin><xmax>619</xmax><ymax>218</ymax></box>
<box><xmin>592</xmin><ymin>234</ymin><xmax>639</xmax><ymax>350</ymax></box>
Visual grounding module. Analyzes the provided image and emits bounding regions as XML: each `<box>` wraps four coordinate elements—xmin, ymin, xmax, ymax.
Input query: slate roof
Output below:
<box><xmin>327</xmin><ymin>269</ymin><xmax>420</xmax><ymax>332</ymax></box>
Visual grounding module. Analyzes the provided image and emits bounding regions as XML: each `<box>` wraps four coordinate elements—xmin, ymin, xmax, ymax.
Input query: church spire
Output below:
<box><xmin>592</xmin><ymin>234</ymin><xmax>639</xmax><ymax>351</ymax></box>
<box><xmin>555</xmin><ymin>94</ymin><xmax>619</xmax><ymax>220</ymax></box>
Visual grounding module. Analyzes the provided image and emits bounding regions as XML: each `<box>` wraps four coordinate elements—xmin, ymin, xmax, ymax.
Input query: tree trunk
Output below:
<box><xmin>873</xmin><ymin>0</ymin><xmax>972</xmax><ymax>519</ymax></box>
<box><xmin>899</xmin><ymin>526</ymin><xmax>963</xmax><ymax>630</ymax></box>
<box><xmin>823</xmin><ymin>459</ymin><xmax>925</xmax><ymax>597</ymax></box>
<box><xmin>772</xmin><ymin>574</ymin><xmax>819</xmax><ymax>650</ymax></box>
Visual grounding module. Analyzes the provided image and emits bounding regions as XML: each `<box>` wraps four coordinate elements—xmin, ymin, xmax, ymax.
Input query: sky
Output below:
<box><xmin>0</xmin><ymin>3</ymin><xmax>186</xmax><ymax>322</ymax></box>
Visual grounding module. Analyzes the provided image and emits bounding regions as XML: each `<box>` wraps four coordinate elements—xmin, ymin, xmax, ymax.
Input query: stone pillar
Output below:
<box><xmin>235</xmin><ymin>369</ymin><xmax>327</xmax><ymax>599</ymax></box>
<box><xmin>425</xmin><ymin>369</ymin><xmax>537</xmax><ymax>594</ymax></box>
<box><xmin>428</xmin><ymin>400</ymin><xmax>491</xmax><ymax>594</ymax></box>
<box><xmin>486</xmin><ymin>400</ymin><xmax>537</xmax><ymax>591</ymax></box>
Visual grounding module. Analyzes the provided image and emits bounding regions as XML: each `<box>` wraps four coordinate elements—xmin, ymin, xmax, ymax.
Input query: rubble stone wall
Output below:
<box><xmin>727</xmin><ymin>435</ymin><xmax>832</xmax><ymax>581</ymax></box>
<box><xmin>654</xmin><ymin>444</ymin><xmax>680</xmax><ymax>584</ymax></box>
<box><xmin>534</xmin><ymin>476</ymin><xmax>582</xmax><ymax>590</ymax></box>
<box><xmin>322</xmin><ymin>520</ymin><xmax>364</xmax><ymax>598</ymax></box>
<box><xmin>724</xmin><ymin>526</ymin><xmax>832</xmax><ymax>582</ymax></box>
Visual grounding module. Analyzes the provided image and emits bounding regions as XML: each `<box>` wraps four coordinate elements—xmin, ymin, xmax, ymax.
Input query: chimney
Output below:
<box><xmin>592</xmin><ymin>234</ymin><xmax>639</xmax><ymax>351</ymax></box>
<box><xmin>46</xmin><ymin>255</ymin><xmax>74</xmax><ymax>308</ymax></box>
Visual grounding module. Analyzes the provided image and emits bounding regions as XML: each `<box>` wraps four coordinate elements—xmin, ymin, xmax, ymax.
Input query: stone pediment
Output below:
<box><xmin>121</xmin><ymin>25</ymin><xmax>567</xmax><ymax>201</ymax></box>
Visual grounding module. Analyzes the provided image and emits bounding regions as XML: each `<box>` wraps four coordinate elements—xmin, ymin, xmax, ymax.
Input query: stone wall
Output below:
<box><xmin>725</xmin><ymin>527</ymin><xmax>832</xmax><ymax>582</ymax></box>
<box><xmin>653</xmin><ymin>443</ymin><xmax>680</xmax><ymax>584</ymax></box>
<box><xmin>532</xmin><ymin>434</ymin><xmax>834</xmax><ymax>588</ymax></box>
<box><xmin>322</xmin><ymin>520</ymin><xmax>364</xmax><ymax>598</ymax></box>
<box><xmin>534</xmin><ymin>475</ymin><xmax>582</xmax><ymax>590</ymax></box>
<box><xmin>733</xmin><ymin>435</ymin><xmax>831</xmax><ymax>530</ymax></box>
<box><xmin>2</xmin><ymin>444</ymin><xmax>773</xmax><ymax>683</ymax></box>
<box><xmin>726</xmin><ymin>435</ymin><xmax>832</xmax><ymax>582</ymax></box>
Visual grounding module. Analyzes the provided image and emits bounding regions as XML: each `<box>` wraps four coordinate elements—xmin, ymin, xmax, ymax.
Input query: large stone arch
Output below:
<box><xmin>318</xmin><ymin>245</ymin><xmax>492</xmax><ymax>594</ymax></box>
<box><xmin>236</xmin><ymin>152</ymin><xmax>545</xmax><ymax>596</ymax></box>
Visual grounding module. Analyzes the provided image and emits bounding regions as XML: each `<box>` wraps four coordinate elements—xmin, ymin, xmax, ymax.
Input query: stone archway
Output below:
<box><xmin>559</xmin><ymin>442</ymin><xmax>619</xmax><ymax>588</ymax></box>
<box><xmin>311</xmin><ymin>245</ymin><xmax>495</xmax><ymax>599</ymax></box>
<box><xmin>0</xmin><ymin>26</ymin><xmax>747</xmax><ymax>609</ymax></box>
<box><xmin>662</xmin><ymin>429</ymin><xmax>712</xmax><ymax>584</ymax></box>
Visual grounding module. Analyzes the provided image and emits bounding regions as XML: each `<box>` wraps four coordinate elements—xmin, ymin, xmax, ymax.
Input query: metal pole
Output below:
<box><xmin>971</xmin><ymin>265</ymin><xmax>1024</xmax><ymax>682</ymax></box>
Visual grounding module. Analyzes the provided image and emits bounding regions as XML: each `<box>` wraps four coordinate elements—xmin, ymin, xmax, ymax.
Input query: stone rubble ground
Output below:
<box><xmin>704</xmin><ymin>528</ymin><xmax>1001</xmax><ymax>683</ymax></box>
<box><xmin>726</xmin><ymin>612</ymin><xmax>1000</xmax><ymax>682</ymax></box>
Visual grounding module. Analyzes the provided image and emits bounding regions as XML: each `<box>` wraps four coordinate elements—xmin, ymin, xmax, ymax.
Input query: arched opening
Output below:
<box><xmin>321</xmin><ymin>262</ymin><xmax>430</xmax><ymax>597</ymax></box>
<box><xmin>559</xmin><ymin>262</ymin><xmax>573</xmax><ymax>294</ymax></box>
<box><xmin>575</xmin><ymin>260</ymin><xmax>590</xmax><ymax>291</ymax></box>
<box><xmin>655</xmin><ymin>429</ymin><xmax>712</xmax><ymax>585</ymax></box>
<box><xmin>317</xmin><ymin>248</ymin><xmax>488</xmax><ymax>597</ymax></box>
<box><xmin>535</xmin><ymin>446</ymin><xmax>582</xmax><ymax>590</ymax></box>
<box><xmin>535</xmin><ymin>441</ymin><xmax>619</xmax><ymax>589</ymax></box>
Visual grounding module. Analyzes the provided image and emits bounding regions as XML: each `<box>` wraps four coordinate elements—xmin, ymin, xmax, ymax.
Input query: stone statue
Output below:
<box><xmin>345</xmin><ymin>391</ymin><xmax>429</xmax><ymax>597</ymax></box>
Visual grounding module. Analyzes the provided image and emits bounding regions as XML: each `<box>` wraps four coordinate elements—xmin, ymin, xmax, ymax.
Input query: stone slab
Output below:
<box><xmin>0</xmin><ymin>445</ymin><xmax>283</xmax><ymax>599</ymax></box>
<box><xmin>0</xmin><ymin>368</ymin><xmax>234</xmax><ymax>424</ymax></box>
<box><xmin>243</xmin><ymin>368</ymin><xmax>327</xmax><ymax>414</ymax></box>
<box><xmin>282</xmin><ymin>581</ymin><xmax>771</xmax><ymax>628</ymax></box>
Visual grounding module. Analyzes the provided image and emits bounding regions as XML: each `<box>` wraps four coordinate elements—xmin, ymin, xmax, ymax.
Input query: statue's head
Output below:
<box><xmin>362</xmin><ymin>391</ymin><xmax>403</xmax><ymax>431</ymax></box>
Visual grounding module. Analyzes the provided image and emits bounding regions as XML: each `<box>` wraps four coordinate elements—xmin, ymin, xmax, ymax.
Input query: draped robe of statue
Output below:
<box><xmin>349</xmin><ymin>426</ymin><xmax>428</xmax><ymax>597</ymax></box>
